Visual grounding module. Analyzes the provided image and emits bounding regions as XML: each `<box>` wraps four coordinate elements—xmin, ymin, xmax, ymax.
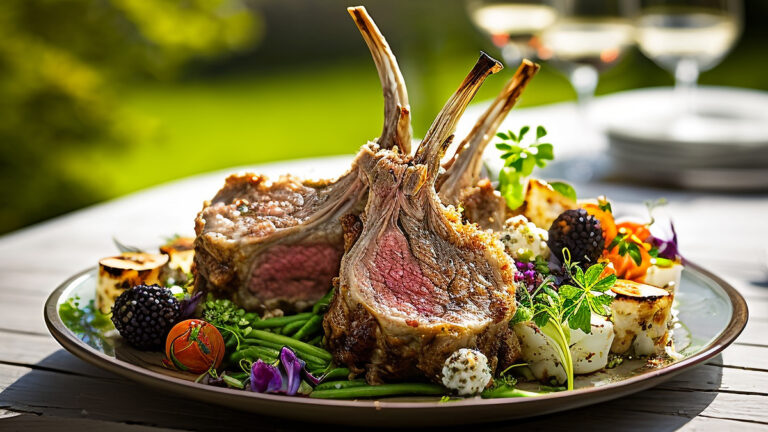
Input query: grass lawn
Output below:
<box><xmin>64</xmin><ymin>57</ymin><xmax>577</xmax><ymax>201</ymax></box>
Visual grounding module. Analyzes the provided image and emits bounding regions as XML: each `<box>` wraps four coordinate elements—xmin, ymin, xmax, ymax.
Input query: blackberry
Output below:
<box><xmin>111</xmin><ymin>284</ymin><xmax>181</xmax><ymax>350</ymax></box>
<box><xmin>547</xmin><ymin>208</ymin><xmax>605</xmax><ymax>267</ymax></box>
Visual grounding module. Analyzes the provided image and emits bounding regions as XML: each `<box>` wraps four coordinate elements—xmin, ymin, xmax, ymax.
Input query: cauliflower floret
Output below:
<box><xmin>513</xmin><ymin>322</ymin><xmax>566</xmax><ymax>385</ymax></box>
<box><xmin>497</xmin><ymin>215</ymin><xmax>550</xmax><ymax>261</ymax></box>
<box><xmin>441</xmin><ymin>348</ymin><xmax>492</xmax><ymax>396</ymax></box>
<box><xmin>570</xmin><ymin>314</ymin><xmax>615</xmax><ymax>374</ymax></box>
<box><xmin>514</xmin><ymin>313</ymin><xmax>615</xmax><ymax>384</ymax></box>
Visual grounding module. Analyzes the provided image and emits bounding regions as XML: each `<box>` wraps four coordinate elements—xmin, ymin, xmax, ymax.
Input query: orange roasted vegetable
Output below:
<box><xmin>165</xmin><ymin>319</ymin><xmax>225</xmax><ymax>373</ymax></box>
<box><xmin>605</xmin><ymin>222</ymin><xmax>653</xmax><ymax>282</ymax></box>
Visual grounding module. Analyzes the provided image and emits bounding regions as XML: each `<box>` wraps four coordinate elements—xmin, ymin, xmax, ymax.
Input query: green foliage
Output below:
<box><xmin>0</xmin><ymin>0</ymin><xmax>259</xmax><ymax>233</ymax></box>
<box><xmin>496</xmin><ymin>125</ymin><xmax>555</xmax><ymax>210</ymax></box>
<box><xmin>59</xmin><ymin>297</ymin><xmax>114</xmax><ymax>353</ymax></box>
<box><xmin>549</xmin><ymin>181</ymin><xmax>577</xmax><ymax>202</ymax></box>
<box><xmin>608</xmin><ymin>233</ymin><xmax>644</xmax><ymax>266</ymax></box>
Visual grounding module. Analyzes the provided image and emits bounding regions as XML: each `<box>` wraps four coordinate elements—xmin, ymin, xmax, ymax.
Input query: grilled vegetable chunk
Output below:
<box><xmin>160</xmin><ymin>236</ymin><xmax>195</xmax><ymax>287</ymax></box>
<box><xmin>518</xmin><ymin>179</ymin><xmax>577</xmax><ymax>230</ymax></box>
<box><xmin>610</xmin><ymin>280</ymin><xmax>673</xmax><ymax>356</ymax></box>
<box><xmin>97</xmin><ymin>253</ymin><xmax>168</xmax><ymax>313</ymax></box>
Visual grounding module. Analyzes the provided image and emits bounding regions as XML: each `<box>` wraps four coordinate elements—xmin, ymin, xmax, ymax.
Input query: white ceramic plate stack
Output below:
<box><xmin>593</xmin><ymin>86</ymin><xmax>768</xmax><ymax>191</ymax></box>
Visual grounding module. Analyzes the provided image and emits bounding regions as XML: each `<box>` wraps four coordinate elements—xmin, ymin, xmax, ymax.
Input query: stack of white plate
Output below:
<box><xmin>593</xmin><ymin>86</ymin><xmax>768</xmax><ymax>191</ymax></box>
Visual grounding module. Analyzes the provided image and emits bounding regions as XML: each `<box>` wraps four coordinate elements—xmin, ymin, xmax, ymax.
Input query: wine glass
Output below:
<box><xmin>538</xmin><ymin>0</ymin><xmax>635</xmax><ymax>108</ymax></box>
<box><xmin>634</xmin><ymin>0</ymin><xmax>743</xmax><ymax>114</ymax></box>
<box><xmin>466</xmin><ymin>0</ymin><xmax>557</xmax><ymax>66</ymax></box>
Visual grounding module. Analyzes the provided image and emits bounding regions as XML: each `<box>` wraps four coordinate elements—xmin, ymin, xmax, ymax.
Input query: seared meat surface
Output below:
<box><xmin>324</xmin><ymin>53</ymin><xmax>518</xmax><ymax>384</ymax></box>
<box><xmin>193</xmin><ymin>7</ymin><xmax>409</xmax><ymax>314</ymax></box>
<box><xmin>194</xmin><ymin>155</ymin><xmax>370</xmax><ymax>313</ymax></box>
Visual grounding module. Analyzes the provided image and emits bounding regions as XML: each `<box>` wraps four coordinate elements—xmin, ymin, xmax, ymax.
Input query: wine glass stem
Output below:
<box><xmin>570</xmin><ymin>64</ymin><xmax>598</xmax><ymax>109</ymax></box>
<box><xmin>675</xmin><ymin>58</ymin><xmax>699</xmax><ymax>116</ymax></box>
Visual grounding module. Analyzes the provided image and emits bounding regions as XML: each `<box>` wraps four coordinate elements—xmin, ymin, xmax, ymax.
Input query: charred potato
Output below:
<box><xmin>97</xmin><ymin>252</ymin><xmax>169</xmax><ymax>313</ymax></box>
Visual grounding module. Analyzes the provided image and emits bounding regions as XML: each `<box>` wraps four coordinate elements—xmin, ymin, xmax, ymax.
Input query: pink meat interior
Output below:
<box><xmin>250</xmin><ymin>244</ymin><xmax>342</xmax><ymax>301</ymax></box>
<box><xmin>368</xmin><ymin>228</ymin><xmax>447</xmax><ymax>317</ymax></box>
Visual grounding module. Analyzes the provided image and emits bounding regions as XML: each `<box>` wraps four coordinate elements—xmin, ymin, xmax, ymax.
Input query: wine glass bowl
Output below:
<box><xmin>467</xmin><ymin>0</ymin><xmax>557</xmax><ymax>65</ymax></box>
<box><xmin>633</xmin><ymin>0</ymin><xmax>743</xmax><ymax>115</ymax></box>
<box><xmin>538</xmin><ymin>0</ymin><xmax>635</xmax><ymax>107</ymax></box>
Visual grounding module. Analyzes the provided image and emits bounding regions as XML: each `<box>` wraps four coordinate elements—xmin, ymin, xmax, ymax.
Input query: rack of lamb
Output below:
<box><xmin>438</xmin><ymin>60</ymin><xmax>540</xmax><ymax>231</ymax></box>
<box><xmin>193</xmin><ymin>7</ymin><xmax>410</xmax><ymax>314</ymax></box>
<box><xmin>323</xmin><ymin>53</ymin><xmax>520</xmax><ymax>384</ymax></box>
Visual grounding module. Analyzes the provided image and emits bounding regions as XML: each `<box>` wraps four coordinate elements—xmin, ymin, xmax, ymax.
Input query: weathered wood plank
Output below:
<box><xmin>735</xmin><ymin>319</ymin><xmax>768</xmax><ymax>347</ymax></box>
<box><xmin>0</xmin><ymin>411</ymin><xmax>181</xmax><ymax>432</ymax></box>
<box><xmin>711</xmin><ymin>343</ymin><xmax>768</xmax><ymax>371</ymax></box>
<box><xmin>660</xmin><ymin>363</ymin><xmax>768</xmax><ymax>395</ymax></box>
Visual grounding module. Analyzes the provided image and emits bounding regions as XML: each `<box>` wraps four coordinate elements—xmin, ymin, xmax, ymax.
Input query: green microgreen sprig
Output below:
<box><xmin>496</xmin><ymin>125</ymin><xmax>554</xmax><ymax>210</ymax></box>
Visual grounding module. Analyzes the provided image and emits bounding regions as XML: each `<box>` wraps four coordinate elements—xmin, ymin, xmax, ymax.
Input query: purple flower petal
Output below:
<box><xmin>250</xmin><ymin>360</ymin><xmax>282</xmax><ymax>393</ymax></box>
<box><xmin>650</xmin><ymin>221</ymin><xmax>681</xmax><ymax>261</ymax></box>
<box><xmin>179</xmin><ymin>292</ymin><xmax>203</xmax><ymax>319</ymax></box>
<box><xmin>279</xmin><ymin>347</ymin><xmax>305</xmax><ymax>395</ymax></box>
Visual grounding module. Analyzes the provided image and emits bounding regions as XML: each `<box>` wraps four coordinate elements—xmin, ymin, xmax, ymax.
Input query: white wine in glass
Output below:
<box><xmin>634</xmin><ymin>0</ymin><xmax>742</xmax><ymax>113</ymax></box>
<box><xmin>467</xmin><ymin>0</ymin><xmax>557</xmax><ymax>65</ymax></box>
<box><xmin>539</xmin><ymin>1</ymin><xmax>634</xmax><ymax>107</ymax></box>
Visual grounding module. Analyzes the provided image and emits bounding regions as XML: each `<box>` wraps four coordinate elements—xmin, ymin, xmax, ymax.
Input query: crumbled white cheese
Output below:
<box><xmin>497</xmin><ymin>215</ymin><xmax>550</xmax><ymax>261</ymax></box>
<box><xmin>441</xmin><ymin>348</ymin><xmax>492</xmax><ymax>396</ymax></box>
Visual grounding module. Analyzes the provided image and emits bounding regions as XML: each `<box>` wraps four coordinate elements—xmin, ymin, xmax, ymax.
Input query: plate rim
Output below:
<box><xmin>43</xmin><ymin>261</ymin><xmax>749</xmax><ymax>419</ymax></box>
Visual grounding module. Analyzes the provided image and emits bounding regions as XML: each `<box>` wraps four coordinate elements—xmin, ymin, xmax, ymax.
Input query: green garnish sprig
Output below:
<box><xmin>511</xmin><ymin>250</ymin><xmax>615</xmax><ymax>390</ymax></box>
<box><xmin>496</xmin><ymin>125</ymin><xmax>554</xmax><ymax>210</ymax></box>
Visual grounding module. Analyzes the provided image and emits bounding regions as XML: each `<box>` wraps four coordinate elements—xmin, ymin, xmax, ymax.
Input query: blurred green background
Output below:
<box><xmin>1</xmin><ymin>0</ymin><xmax>767</xmax><ymax>235</ymax></box>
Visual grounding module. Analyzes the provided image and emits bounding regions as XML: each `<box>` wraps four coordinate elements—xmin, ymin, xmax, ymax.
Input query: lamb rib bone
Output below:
<box><xmin>193</xmin><ymin>9</ymin><xmax>407</xmax><ymax>314</ymax></box>
<box><xmin>348</xmin><ymin>6</ymin><xmax>412</xmax><ymax>154</ymax></box>
<box><xmin>324</xmin><ymin>52</ymin><xmax>518</xmax><ymax>384</ymax></box>
<box><xmin>437</xmin><ymin>59</ymin><xmax>540</xmax><ymax>230</ymax></box>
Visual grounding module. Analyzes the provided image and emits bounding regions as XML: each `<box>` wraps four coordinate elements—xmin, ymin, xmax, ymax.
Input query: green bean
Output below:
<box><xmin>281</xmin><ymin>319</ymin><xmax>309</xmax><ymax>335</ymax></box>
<box><xmin>250</xmin><ymin>313</ymin><xmax>314</xmax><ymax>329</ymax></box>
<box><xmin>481</xmin><ymin>388</ymin><xmax>545</xmax><ymax>399</ymax></box>
<box><xmin>292</xmin><ymin>315</ymin><xmax>323</xmax><ymax>340</ymax></box>
<box><xmin>308</xmin><ymin>334</ymin><xmax>323</xmax><ymax>346</ymax></box>
<box><xmin>321</xmin><ymin>367</ymin><xmax>350</xmax><ymax>381</ymax></box>
<box><xmin>224</xmin><ymin>332</ymin><xmax>238</xmax><ymax>350</ymax></box>
<box><xmin>312</xmin><ymin>289</ymin><xmax>335</xmax><ymax>314</ymax></box>
<box><xmin>249</xmin><ymin>330</ymin><xmax>332</xmax><ymax>361</ymax></box>
<box><xmin>310</xmin><ymin>383</ymin><xmax>445</xmax><ymax>399</ymax></box>
<box><xmin>240</xmin><ymin>338</ymin><xmax>281</xmax><ymax>351</ymax></box>
<box><xmin>229</xmin><ymin>346</ymin><xmax>279</xmax><ymax>364</ymax></box>
<box><xmin>222</xmin><ymin>374</ymin><xmax>245</xmax><ymax>389</ymax></box>
<box><xmin>240</xmin><ymin>338</ymin><xmax>327</xmax><ymax>367</ymax></box>
<box><xmin>227</xmin><ymin>371</ymin><xmax>249</xmax><ymax>381</ymax></box>
<box><xmin>314</xmin><ymin>379</ymin><xmax>367</xmax><ymax>391</ymax></box>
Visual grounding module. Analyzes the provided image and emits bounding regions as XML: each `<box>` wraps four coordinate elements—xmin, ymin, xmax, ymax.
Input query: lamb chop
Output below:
<box><xmin>437</xmin><ymin>60</ymin><xmax>540</xmax><ymax>231</ymax></box>
<box><xmin>193</xmin><ymin>7</ymin><xmax>410</xmax><ymax>314</ymax></box>
<box><xmin>323</xmin><ymin>52</ymin><xmax>519</xmax><ymax>384</ymax></box>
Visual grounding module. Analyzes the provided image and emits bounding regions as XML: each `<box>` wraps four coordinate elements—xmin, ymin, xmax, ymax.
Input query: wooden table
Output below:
<box><xmin>1</xmin><ymin>102</ymin><xmax>767</xmax><ymax>431</ymax></box>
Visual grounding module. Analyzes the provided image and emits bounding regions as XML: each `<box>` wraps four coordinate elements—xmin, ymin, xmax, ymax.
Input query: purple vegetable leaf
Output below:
<box><xmin>250</xmin><ymin>360</ymin><xmax>282</xmax><ymax>393</ymax></box>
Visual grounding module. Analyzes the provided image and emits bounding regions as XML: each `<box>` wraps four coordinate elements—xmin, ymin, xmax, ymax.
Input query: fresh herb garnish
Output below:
<box><xmin>59</xmin><ymin>297</ymin><xmax>115</xmax><ymax>354</ymax></box>
<box><xmin>549</xmin><ymin>181</ymin><xmax>577</xmax><ymax>202</ymax></box>
<box><xmin>496</xmin><ymin>125</ymin><xmax>554</xmax><ymax>210</ymax></box>
<box><xmin>608</xmin><ymin>231</ymin><xmax>646</xmax><ymax>266</ymax></box>
<box><xmin>511</xmin><ymin>249</ymin><xmax>615</xmax><ymax>390</ymax></box>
